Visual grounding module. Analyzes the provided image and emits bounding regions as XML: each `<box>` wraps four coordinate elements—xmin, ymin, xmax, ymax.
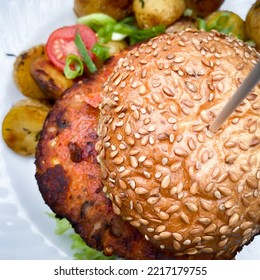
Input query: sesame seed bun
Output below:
<box><xmin>97</xmin><ymin>30</ymin><xmax>260</xmax><ymax>259</ymax></box>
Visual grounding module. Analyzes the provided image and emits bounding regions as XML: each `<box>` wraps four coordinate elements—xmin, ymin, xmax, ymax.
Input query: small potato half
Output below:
<box><xmin>133</xmin><ymin>0</ymin><xmax>186</xmax><ymax>29</ymax></box>
<box><xmin>13</xmin><ymin>45</ymin><xmax>47</xmax><ymax>100</ymax></box>
<box><xmin>30</xmin><ymin>54</ymin><xmax>74</xmax><ymax>100</ymax></box>
<box><xmin>74</xmin><ymin>0</ymin><xmax>133</xmax><ymax>20</ymax></box>
<box><xmin>2</xmin><ymin>99</ymin><xmax>51</xmax><ymax>156</ymax></box>
<box><xmin>246</xmin><ymin>0</ymin><xmax>260</xmax><ymax>49</ymax></box>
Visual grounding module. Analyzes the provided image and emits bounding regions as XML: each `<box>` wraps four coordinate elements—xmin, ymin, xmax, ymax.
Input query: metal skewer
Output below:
<box><xmin>209</xmin><ymin>60</ymin><xmax>260</xmax><ymax>133</ymax></box>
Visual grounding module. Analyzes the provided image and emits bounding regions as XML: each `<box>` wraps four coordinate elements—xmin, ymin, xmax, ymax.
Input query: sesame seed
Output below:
<box><xmin>155</xmin><ymin>225</ymin><xmax>166</xmax><ymax>233</ymax></box>
<box><xmin>173</xmin><ymin>240</ymin><xmax>181</xmax><ymax>250</ymax></box>
<box><xmin>110</xmin><ymin>150</ymin><xmax>119</xmax><ymax>158</ymax></box>
<box><xmin>112</xmin><ymin>156</ymin><xmax>124</xmax><ymax>165</ymax></box>
<box><xmin>112</xmin><ymin>203</ymin><xmax>121</xmax><ymax>215</ymax></box>
<box><xmin>214</xmin><ymin>190</ymin><xmax>222</xmax><ymax>199</ymax></box>
<box><xmin>185</xmin><ymin>202</ymin><xmax>198</xmax><ymax>212</ymax></box>
<box><xmin>161</xmin><ymin>174</ymin><xmax>171</xmax><ymax>188</ymax></box>
<box><xmin>217</xmin><ymin>172</ymin><xmax>228</xmax><ymax>183</ymax></box>
<box><xmin>147</xmin><ymin>195</ymin><xmax>160</xmax><ymax>205</ymax></box>
<box><xmin>118</xmin><ymin>166</ymin><xmax>125</xmax><ymax>173</ymax></box>
<box><xmin>159</xmin><ymin>231</ymin><xmax>172</xmax><ymax>239</ymax></box>
<box><xmin>201</xmin><ymin>247</ymin><xmax>214</xmax><ymax>253</ymax></box>
<box><xmin>187</xmin><ymin>137</ymin><xmax>196</xmax><ymax>150</ymax></box>
<box><xmin>135</xmin><ymin>187</ymin><xmax>149</xmax><ymax>195</ymax></box>
<box><xmin>190</xmin><ymin>182</ymin><xmax>199</xmax><ymax>195</ymax></box>
<box><xmin>185</xmin><ymin>81</ymin><xmax>197</xmax><ymax>93</ymax></box>
<box><xmin>173</xmin><ymin>56</ymin><xmax>185</xmax><ymax>63</ymax></box>
<box><xmin>180</xmin><ymin>213</ymin><xmax>189</xmax><ymax>224</ymax></box>
<box><xmin>158</xmin><ymin>211</ymin><xmax>170</xmax><ymax>220</ymax></box>
<box><xmin>130</xmin><ymin>156</ymin><xmax>138</xmax><ymax>168</ymax></box>
<box><xmin>130</xmin><ymin>220</ymin><xmax>140</xmax><ymax>228</ymax></box>
<box><xmin>218</xmin><ymin>186</ymin><xmax>231</xmax><ymax>196</ymax></box>
<box><xmin>162</xmin><ymin>86</ymin><xmax>175</xmax><ymax>97</ymax></box>
<box><xmin>169</xmin><ymin>105</ymin><xmax>178</xmax><ymax>115</ymax></box>
<box><xmin>143</xmin><ymin>171</ymin><xmax>151</xmax><ymax>178</ymax></box>
<box><xmin>152</xmin><ymin>93</ymin><xmax>161</xmax><ymax>104</ymax></box>
<box><xmin>168</xmin><ymin>117</ymin><xmax>177</xmax><ymax>124</ymax></box>
<box><xmin>224</xmin><ymin>199</ymin><xmax>234</xmax><ymax>209</ymax></box>
<box><xmin>162</xmin><ymin>157</ymin><xmax>168</xmax><ymax>165</ymax></box>
<box><xmin>212</xmin><ymin>167</ymin><xmax>220</xmax><ymax>179</ymax></box>
<box><xmin>118</xmin><ymin>179</ymin><xmax>127</xmax><ymax>189</ymax></box>
<box><xmin>170</xmin><ymin>162</ymin><xmax>182</xmax><ymax>172</ymax></box>
<box><xmin>166</xmin><ymin>205</ymin><xmax>180</xmax><ymax>213</ymax></box>
<box><xmin>174</xmin><ymin>147</ymin><xmax>189</xmax><ymax>157</ymax></box>
<box><xmin>200</xmin><ymin>200</ymin><xmax>212</xmax><ymax>211</ymax></box>
<box><xmin>204</xmin><ymin>223</ymin><xmax>217</xmax><ymax>233</ymax></box>
<box><xmin>138</xmin><ymin>155</ymin><xmax>147</xmax><ymax>162</ymax></box>
<box><xmin>229</xmin><ymin>213</ymin><xmax>239</xmax><ymax>227</ymax></box>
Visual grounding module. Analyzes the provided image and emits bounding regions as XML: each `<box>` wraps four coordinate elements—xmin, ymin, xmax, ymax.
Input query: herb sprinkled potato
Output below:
<box><xmin>2</xmin><ymin>99</ymin><xmax>51</xmax><ymax>156</ymax></box>
<box><xmin>133</xmin><ymin>0</ymin><xmax>186</xmax><ymax>29</ymax></box>
<box><xmin>74</xmin><ymin>0</ymin><xmax>133</xmax><ymax>20</ymax></box>
<box><xmin>30</xmin><ymin>54</ymin><xmax>74</xmax><ymax>100</ymax></box>
<box><xmin>205</xmin><ymin>11</ymin><xmax>246</xmax><ymax>40</ymax></box>
<box><xmin>246</xmin><ymin>0</ymin><xmax>260</xmax><ymax>49</ymax></box>
<box><xmin>13</xmin><ymin>45</ymin><xmax>47</xmax><ymax>100</ymax></box>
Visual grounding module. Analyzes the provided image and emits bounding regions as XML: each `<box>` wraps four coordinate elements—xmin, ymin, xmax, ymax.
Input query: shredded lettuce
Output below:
<box><xmin>48</xmin><ymin>213</ymin><xmax>116</xmax><ymax>260</ymax></box>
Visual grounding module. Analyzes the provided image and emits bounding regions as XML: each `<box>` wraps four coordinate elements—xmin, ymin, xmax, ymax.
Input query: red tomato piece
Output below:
<box><xmin>46</xmin><ymin>24</ymin><xmax>97</xmax><ymax>71</ymax></box>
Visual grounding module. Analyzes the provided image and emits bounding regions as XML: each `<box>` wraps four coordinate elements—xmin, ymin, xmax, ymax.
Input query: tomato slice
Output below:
<box><xmin>46</xmin><ymin>24</ymin><xmax>97</xmax><ymax>71</ymax></box>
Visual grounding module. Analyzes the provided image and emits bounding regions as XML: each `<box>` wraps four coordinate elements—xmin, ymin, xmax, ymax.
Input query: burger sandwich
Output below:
<box><xmin>35</xmin><ymin>29</ymin><xmax>260</xmax><ymax>260</ymax></box>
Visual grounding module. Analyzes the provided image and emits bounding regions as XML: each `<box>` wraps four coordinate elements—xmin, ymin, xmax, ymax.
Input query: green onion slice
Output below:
<box><xmin>77</xmin><ymin>13</ymin><xmax>116</xmax><ymax>32</ymax></box>
<box><xmin>64</xmin><ymin>54</ymin><xmax>84</xmax><ymax>79</ymax></box>
<box><xmin>74</xmin><ymin>31</ymin><xmax>97</xmax><ymax>73</ymax></box>
<box><xmin>91</xmin><ymin>43</ymin><xmax>110</xmax><ymax>61</ymax></box>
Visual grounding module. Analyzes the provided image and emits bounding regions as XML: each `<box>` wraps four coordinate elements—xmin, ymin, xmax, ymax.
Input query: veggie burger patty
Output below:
<box><xmin>35</xmin><ymin>54</ymin><xmax>183</xmax><ymax>260</ymax></box>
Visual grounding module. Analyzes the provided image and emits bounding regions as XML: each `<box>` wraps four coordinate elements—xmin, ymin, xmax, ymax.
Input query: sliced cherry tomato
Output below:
<box><xmin>46</xmin><ymin>24</ymin><xmax>97</xmax><ymax>71</ymax></box>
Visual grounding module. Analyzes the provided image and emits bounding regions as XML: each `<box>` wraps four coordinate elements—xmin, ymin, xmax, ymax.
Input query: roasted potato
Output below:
<box><xmin>184</xmin><ymin>0</ymin><xmax>224</xmax><ymax>17</ymax></box>
<box><xmin>74</xmin><ymin>0</ymin><xmax>133</xmax><ymax>20</ymax></box>
<box><xmin>103</xmin><ymin>40</ymin><xmax>128</xmax><ymax>57</ymax></box>
<box><xmin>30</xmin><ymin>54</ymin><xmax>74</xmax><ymax>100</ymax></box>
<box><xmin>205</xmin><ymin>11</ymin><xmax>246</xmax><ymax>41</ymax></box>
<box><xmin>2</xmin><ymin>99</ymin><xmax>51</xmax><ymax>156</ymax></box>
<box><xmin>13</xmin><ymin>45</ymin><xmax>47</xmax><ymax>100</ymax></box>
<box><xmin>246</xmin><ymin>0</ymin><xmax>260</xmax><ymax>49</ymax></box>
<box><xmin>133</xmin><ymin>0</ymin><xmax>185</xmax><ymax>29</ymax></box>
<box><xmin>166</xmin><ymin>16</ymin><xmax>198</xmax><ymax>33</ymax></box>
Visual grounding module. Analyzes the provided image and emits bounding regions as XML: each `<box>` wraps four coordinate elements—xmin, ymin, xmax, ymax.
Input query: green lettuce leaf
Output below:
<box><xmin>48</xmin><ymin>213</ymin><xmax>116</xmax><ymax>260</ymax></box>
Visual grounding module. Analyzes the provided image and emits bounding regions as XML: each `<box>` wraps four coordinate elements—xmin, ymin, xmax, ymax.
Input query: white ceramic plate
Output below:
<box><xmin>0</xmin><ymin>0</ymin><xmax>259</xmax><ymax>260</ymax></box>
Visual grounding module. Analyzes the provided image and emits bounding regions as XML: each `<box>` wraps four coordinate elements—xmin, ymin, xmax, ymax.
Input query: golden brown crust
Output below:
<box><xmin>98</xmin><ymin>30</ymin><xmax>260</xmax><ymax>259</ymax></box>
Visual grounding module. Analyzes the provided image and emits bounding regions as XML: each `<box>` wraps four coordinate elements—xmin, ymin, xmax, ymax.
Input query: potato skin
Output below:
<box><xmin>184</xmin><ymin>0</ymin><xmax>224</xmax><ymax>17</ymax></box>
<box><xmin>205</xmin><ymin>11</ymin><xmax>246</xmax><ymax>41</ymax></box>
<box><xmin>2</xmin><ymin>99</ymin><xmax>50</xmax><ymax>156</ymax></box>
<box><xmin>133</xmin><ymin>0</ymin><xmax>185</xmax><ymax>29</ymax></box>
<box><xmin>30</xmin><ymin>54</ymin><xmax>74</xmax><ymax>100</ymax></box>
<box><xmin>246</xmin><ymin>0</ymin><xmax>260</xmax><ymax>50</ymax></box>
<box><xmin>74</xmin><ymin>0</ymin><xmax>133</xmax><ymax>20</ymax></box>
<box><xmin>13</xmin><ymin>45</ymin><xmax>47</xmax><ymax>100</ymax></box>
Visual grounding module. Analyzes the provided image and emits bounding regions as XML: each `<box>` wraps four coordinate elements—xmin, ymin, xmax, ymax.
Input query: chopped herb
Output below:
<box><xmin>78</xmin><ymin>13</ymin><xmax>165</xmax><ymax>60</ymax></box>
<box><xmin>77</xmin><ymin>13</ymin><xmax>116</xmax><ymax>32</ymax></box>
<box><xmin>64</xmin><ymin>54</ymin><xmax>84</xmax><ymax>79</ymax></box>
<box><xmin>139</xmin><ymin>0</ymin><xmax>145</xmax><ymax>8</ymax></box>
<box><xmin>74</xmin><ymin>31</ymin><xmax>97</xmax><ymax>73</ymax></box>
<box><xmin>91</xmin><ymin>43</ymin><xmax>110</xmax><ymax>61</ymax></box>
